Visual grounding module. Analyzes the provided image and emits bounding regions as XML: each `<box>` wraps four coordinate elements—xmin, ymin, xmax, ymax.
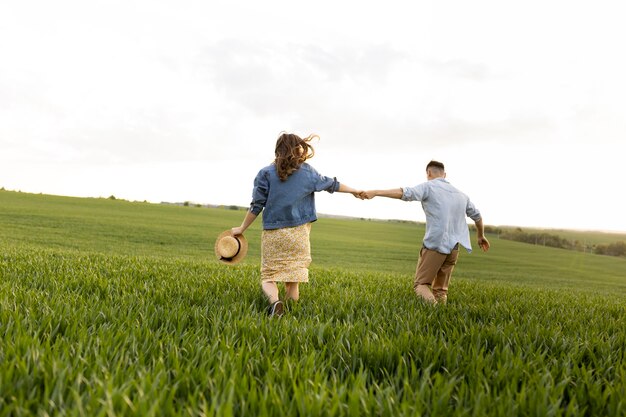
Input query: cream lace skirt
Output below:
<box><xmin>261</xmin><ymin>223</ymin><xmax>312</xmax><ymax>283</ymax></box>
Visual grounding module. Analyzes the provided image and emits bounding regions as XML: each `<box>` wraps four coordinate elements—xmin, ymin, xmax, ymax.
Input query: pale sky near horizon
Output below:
<box><xmin>1</xmin><ymin>1</ymin><xmax>625</xmax><ymax>232</ymax></box>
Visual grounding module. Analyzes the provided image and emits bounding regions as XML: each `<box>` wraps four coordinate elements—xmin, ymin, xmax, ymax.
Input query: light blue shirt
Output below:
<box><xmin>402</xmin><ymin>177</ymin><xmax>482</xmax><ymax>254</ymax></box>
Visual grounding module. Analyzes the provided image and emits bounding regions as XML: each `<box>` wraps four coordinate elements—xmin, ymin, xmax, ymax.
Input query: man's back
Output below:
<box><xmin>402</xmin><ymin>178</ymin><xmax>481</xmax><ymax>254</ymax></box>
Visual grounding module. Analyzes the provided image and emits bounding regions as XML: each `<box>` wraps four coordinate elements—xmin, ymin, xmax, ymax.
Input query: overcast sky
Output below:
<box><xmin>1</xmin><ymin>0</ymin><xmax>625</xmax><ymax>232</ymax></box>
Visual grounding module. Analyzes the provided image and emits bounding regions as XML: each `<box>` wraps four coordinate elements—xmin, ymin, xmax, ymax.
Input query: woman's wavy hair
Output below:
<box><xmin>274</xmin><ymin>132</ymin><xmax>317</xmax><ymax>181</ymax></box>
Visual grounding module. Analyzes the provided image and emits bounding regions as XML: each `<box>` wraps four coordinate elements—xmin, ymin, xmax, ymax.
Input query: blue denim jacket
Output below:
<box><xmin>402</xmin><ymin>178</ymin><xmax>482</xmax><ymax>254</ymax></box>
<box><xmin>250</xmin><ymin>163</ymin><xmax>340</xmax><ymax>230</ymax></box>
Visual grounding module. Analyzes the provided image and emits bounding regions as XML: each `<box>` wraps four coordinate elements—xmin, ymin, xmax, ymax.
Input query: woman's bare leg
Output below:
<box><xmin>262</xmin><ymin>281</ymin><xmax>279</xmax><ymax>304</ymax></box>
<box><xmin>285</xmin><ymin>282</ymin><xmax>300</xmax><ymax>301</ymax></box>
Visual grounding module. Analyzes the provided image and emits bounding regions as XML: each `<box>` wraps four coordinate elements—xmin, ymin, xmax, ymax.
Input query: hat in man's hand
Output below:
<box><xmin>215</xmin><ymin>230</ymin><xmax>248</xmax><ymax>264</ymax></box>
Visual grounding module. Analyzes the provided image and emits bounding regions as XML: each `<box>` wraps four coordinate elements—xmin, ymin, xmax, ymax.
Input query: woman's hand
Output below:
<box><xmin>359</xmin><ymin>190</ymin><xmax>377</xmax><ymax>199</ymax></box>
<box><xmin>230</xmin><ymin>210</ymin><xmax>258</xmax><ymax>237</ymax></box>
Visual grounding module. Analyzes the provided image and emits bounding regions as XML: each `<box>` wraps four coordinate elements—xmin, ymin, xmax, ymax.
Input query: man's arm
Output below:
<box><xmin>474</xmin><ymin>218</ymin><xmax>490</xmax><ymax>252</ymax></box>
<box><xmin>361</xmin><ymin>188</ymin><xmax>403</xmax><ymax>200</ymax></box>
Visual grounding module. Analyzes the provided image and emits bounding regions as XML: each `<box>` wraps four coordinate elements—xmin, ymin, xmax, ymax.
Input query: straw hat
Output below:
<box><xmin>215</xmin><ymin>230</ymin><xmax>248</xmax><ymax>264</ymax></box>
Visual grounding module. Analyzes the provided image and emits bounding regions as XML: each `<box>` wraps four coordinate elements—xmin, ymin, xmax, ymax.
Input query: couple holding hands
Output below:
<box><xmin>219</xmin><ymin>132</ymin><xmax>490</xmax><ymax>317</ymax></box>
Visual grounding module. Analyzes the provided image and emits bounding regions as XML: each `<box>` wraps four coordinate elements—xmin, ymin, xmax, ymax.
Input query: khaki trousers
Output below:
<box><xmin>414</xmin><ymin>246</ymin><xmax>459</xmax><ymax>300</ymax></box>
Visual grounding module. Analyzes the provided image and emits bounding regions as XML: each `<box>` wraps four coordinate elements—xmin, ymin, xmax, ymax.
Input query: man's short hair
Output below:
<box><xmin>426</xmin><ymin>160</ymin><xmax>445</xmax><ymax>172</ymax></box>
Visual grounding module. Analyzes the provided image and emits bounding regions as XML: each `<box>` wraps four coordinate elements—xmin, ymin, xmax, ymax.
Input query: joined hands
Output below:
<box><xmin>351</xmin><ymin>191</ymin><xmax>376</xmax><ymax>200</ymax></box>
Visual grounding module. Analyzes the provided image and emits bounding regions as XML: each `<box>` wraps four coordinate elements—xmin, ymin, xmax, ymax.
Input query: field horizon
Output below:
<box><xmin>1</xmin><ymin>189</ymin><xmax>625</xmax><ymax>416</ymax></box>
<box><xmin>4</xmin><ymin>187</ymin><xmax>626</xmax><ymax>237</ymax></box>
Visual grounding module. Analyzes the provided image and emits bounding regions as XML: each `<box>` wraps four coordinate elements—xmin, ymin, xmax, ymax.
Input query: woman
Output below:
<box><xmin>231</xmin><ymin>132</ymin><xmax>362</xmax><ymax>317</ymax></box>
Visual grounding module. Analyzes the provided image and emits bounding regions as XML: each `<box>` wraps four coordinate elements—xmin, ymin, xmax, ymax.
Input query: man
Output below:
<box><xmin>361</xmin><ymin>160</ymin><xmax>490</xmax><ymax>304</ymax></box>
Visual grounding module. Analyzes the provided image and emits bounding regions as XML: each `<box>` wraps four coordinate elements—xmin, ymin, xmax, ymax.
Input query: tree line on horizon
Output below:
<box><xmin>481</xmin><ymin>226</ymin><xmax>626</xmax><ymax>258</ymax></box>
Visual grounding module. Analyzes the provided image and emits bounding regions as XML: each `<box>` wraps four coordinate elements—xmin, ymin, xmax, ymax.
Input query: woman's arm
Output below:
<box><xmin>337</xmin><ymin>183</ymin><xmax>363</xmax><ymax>197</ymax></box>
<box><xmin>231</xmin><ymin>210</ymin><xmax>258</xmax><ymax>236</ymax></box>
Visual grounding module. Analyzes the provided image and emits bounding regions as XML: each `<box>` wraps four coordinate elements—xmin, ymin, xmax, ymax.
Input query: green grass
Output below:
<box><xmin>2</xmin><ymin>190</ymin><xmax>624</xmax><ymax>294</ymax></box>
<box><xmin>1</xmin><ymin>190</ymin><xmax>625</xmax><ymax>416</ymax></box>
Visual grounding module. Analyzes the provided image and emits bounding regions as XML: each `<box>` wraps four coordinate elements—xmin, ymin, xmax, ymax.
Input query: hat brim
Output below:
<box><xmin>215</xmin><ymin>230</ymin><xmax>248</xmax><ymax>265</ymax></box>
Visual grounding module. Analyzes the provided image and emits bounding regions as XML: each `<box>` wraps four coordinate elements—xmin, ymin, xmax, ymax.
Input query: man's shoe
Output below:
<box><xmin>415</xmin><ymin>284</ymin><xmax>437</xmax><ymax>304</ymax></box>
<box><xmin>434</xmin><ymin>294</ymin><xmax>447</xmax><ymax>305</ymax></box>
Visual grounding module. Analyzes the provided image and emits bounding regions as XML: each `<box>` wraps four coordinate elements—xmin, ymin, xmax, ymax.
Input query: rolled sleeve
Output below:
<box><xmin>311</xmin><ymin>167</ymin><xmax>339</xmax><ymax>193</ymax></box>
<box><xmin>402</xmin><ymin>183</ymin><xmax>428</xmax><ymax>202</ymax></box>
<box><xmin>466</xmin><ymin>199</ymin><xmax>482</xmax><ymax>222</ymax></box>
<box><xmin>326</xmin><ymin>177</ymin><xmax>340</xmax><ymax>193</ymax></box>
<box><xmin>250</xmin><ymin>170</ymin><xmax>269</xmax><ymax>215</ymax></box>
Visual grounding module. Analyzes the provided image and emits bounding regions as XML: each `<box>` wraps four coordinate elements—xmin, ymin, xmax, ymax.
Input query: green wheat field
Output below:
<box><xmin>1</xmin><ymin>190</ymin><xmax>625</xmax><ymax>416</ymax></box>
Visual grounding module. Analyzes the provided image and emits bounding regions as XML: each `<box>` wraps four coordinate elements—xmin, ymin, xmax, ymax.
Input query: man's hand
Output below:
<box><xmin>478</xmin><ymin>237</ymin><xmax>490</xmax><ymax>252</ymax></box>
<box><xmin>359</xmin><ymin>190</ymin><xmax>377</xmax><ymax>200</ymax></box>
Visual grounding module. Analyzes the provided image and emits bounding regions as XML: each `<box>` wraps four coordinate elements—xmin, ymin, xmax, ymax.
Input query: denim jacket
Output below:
<box><xmin>250</xmin><ymin>163</ymin><xmax>340</xmax><ymax>230</ymax></box>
